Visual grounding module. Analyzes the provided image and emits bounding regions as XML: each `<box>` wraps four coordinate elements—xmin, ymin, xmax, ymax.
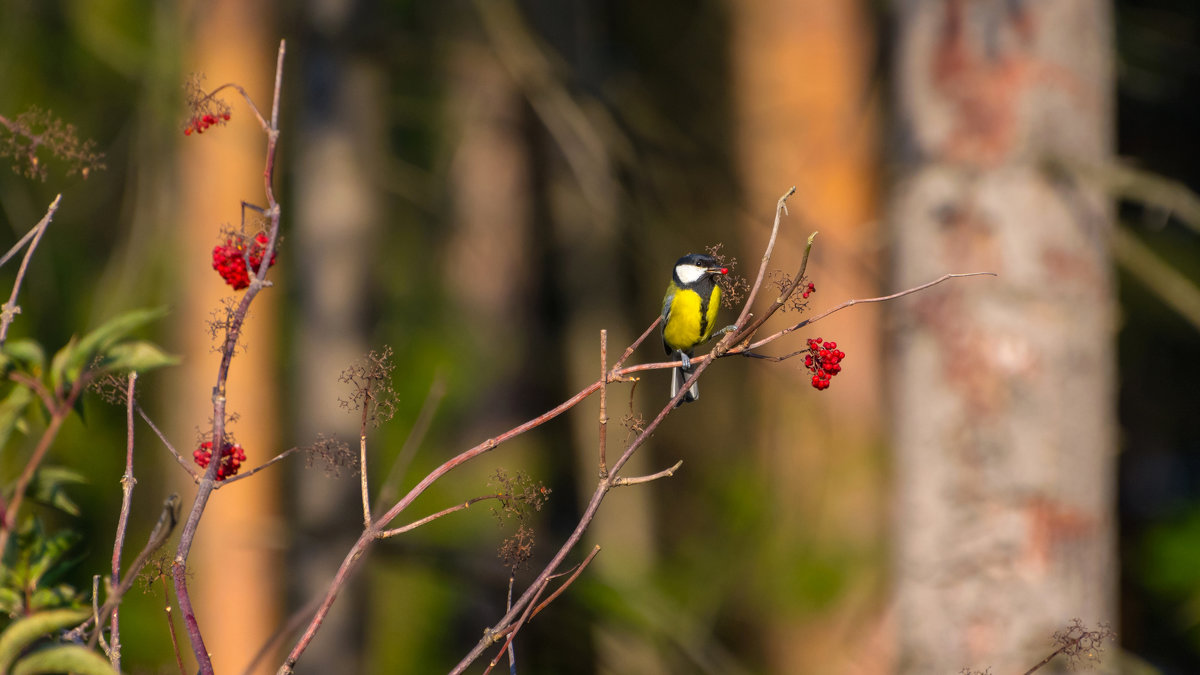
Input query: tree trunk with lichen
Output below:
<box><xmin>887</xmin><ymin>1</ymin><xmax>1116</xmax><ymax>673</ymax></box>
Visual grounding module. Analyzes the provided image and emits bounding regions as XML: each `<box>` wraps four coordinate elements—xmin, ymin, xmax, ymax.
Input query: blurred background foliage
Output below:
<box><xmin>0</xmin><ymin>0</ymin><xmax>1197</xmax><ymax>673</ymax></box>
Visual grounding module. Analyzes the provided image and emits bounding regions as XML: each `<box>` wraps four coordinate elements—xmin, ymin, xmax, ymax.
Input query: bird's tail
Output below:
<box><xmin>670</xmin><ymin>354</ymin><xmax>699</xmax><ymax>405</ymax></box>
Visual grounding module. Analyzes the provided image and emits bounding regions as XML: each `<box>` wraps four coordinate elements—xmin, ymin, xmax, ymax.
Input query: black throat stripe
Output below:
<box><xmin>696</xmin><ymin>278</ymin><xmax>713</xmax><ymax>342</ymax></box>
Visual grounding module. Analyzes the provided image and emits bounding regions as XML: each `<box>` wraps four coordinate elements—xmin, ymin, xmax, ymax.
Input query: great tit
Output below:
<box><xmin>661</xmin><ymin>253</ymin><xmax>728</xmax><ymax>404</ymax></box>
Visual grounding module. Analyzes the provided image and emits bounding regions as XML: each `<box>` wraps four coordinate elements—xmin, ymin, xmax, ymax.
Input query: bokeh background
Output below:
<box><xmin>1</xmin><ymin>0</ymin><xmax>1198</xmax><ymax>673</ymax></box>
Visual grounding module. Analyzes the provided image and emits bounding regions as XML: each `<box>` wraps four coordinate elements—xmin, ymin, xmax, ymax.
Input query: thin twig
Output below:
<box><xmin>0</xmin><ymin>194</ymin><xmax>60</xmax><ymax>346</ymax></box>
<box><xmin>725</xmin><ymin>186</ymin><xmax>795</xmax><ymax>346</ymax></box>
<box><xmin>92</xmin><ymin>577</ymin><xmax>110</xmax><ymax>656</ymax></box>
<box><xmin>483</xmin><ymin>577</ymin><xmax>550</xmax><ymax>675</ymax></box>
<box><xmin>612</xmin><ymin>317</ymin><xmax>662</xmax><ymax>371</ymax></box>
<box><xmin>377</xmin><ymin>495</ymin><xmax>503</xmax><ymax>539</ymax></box>
<box><xmin>526</xmin><ymin>545</ymin><xmax>600</xmax><ymax>618</ymax></box>
<box><xmin>90</xmin><ymin>495</ymin><xmax>181</xmax><ymax>648</ymax></box>
<box><xmin>1021</xmin><ymin>646</ymin><xmax>1068</xmax><ymax>675</ymax></box>
<box><xmin>359</xmin><ymin>385</ymin><xmax>373</xmax><ymax>529</ymax></box>
<box><xmin>727</xmin><ymin>230</ymin><xmax>818</xmax><ymax>348</ymax></box>
<box><xmin>9</xmin><ymin>370</ymin><xmax>56</xmax><ymax>414</ymax></box>
<box><xmin>214</xmin><ymin>446</ymin><xmax>300</xmax><ymax>488</ymax></box>
<box><xmin>598</xmin><ymin>330</ymin><xmax>609</xmax><ymax>478</ymax></box>
<box><xmin>477</xmin><ymin>545</ymin><xmax>602</xmax><ymax>654</ymax></box>
<box><xmin>136</xmin><ymin>403</ymin><xmax>198</xmax><ymax>479</ymax></box>
<box><xmin>107</xmin><ymin>372</ymin><xmax>139</xmax><ymax>669</ymax></box>
<box><xmin>162</xmin><ymin>575</ymin><xmax>187</xmax><ymax>675</ymax></box>
<box><xmin>743</xmin><ymin>272</ymin><xmax>997</xmax><ymax>351</ymax></box>
<box><xmin>612</xmin><ymin>460</ymin><xmax>684</xmax><ymax>487</ymax></box>
<box><xmin>0</xmin><ymin>218</ymin><xmax>47</xmax><ymax>268</ymax></box>
<box><xmin>506</xmin><ymin>576</ymin><xmax>516</xmax><ymax>674</ymax></box>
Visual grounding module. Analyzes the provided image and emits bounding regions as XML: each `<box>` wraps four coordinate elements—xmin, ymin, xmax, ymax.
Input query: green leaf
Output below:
<box><xmin>0</xmin><ymin>339</ymin><xmax>45</xmax><ymax>375</ymax></box>
<box><xmin>0</xmin><ymin>588</ymin><xmax>21</xmax><ymax>615</ymax></box>
<box><xmin>48</xmin><ymin>335</ymin><xmax>78</xmax><ymax>395</ymax></box>
<box><xmin>69</xmin><ymin>307</ymin><xmax>168</xmax><ymax>373</ymax></box>
<box><xmin>51</xmin><ymin>307</ymin><xmax>168</xmax><ymax>389</ymax></box>
<box><xmin>30</xmin><ymin>467</ymin><xmax>87</xmax><ymax>517</ymax></box>
<box><xmin>0</xmin><ymin>608</ymin><xmax>90</xmax><ymax>673</ymax></box>
<box><xmin>25</xmin><ymin>527</ymin><xmax>80</xmax><ymax>587</ymax></box>
<box><xmin>28</xmin><ymin>584</ymin><xmax>84</xmax><ymax>613</ymax></box>
<box><xmin>11</xmin><ymin>644</ymin><xmax>120</xmax><ymax>675</ymax></box>
<box><xmin>94</xmin><ymin>340</ymin><xmax>179</xmax><ymax>374</ymax></box>
<box><xmin>0</xmin><ymin>384</ymin><xmax>33</xmax><ymax>449</ymax></box>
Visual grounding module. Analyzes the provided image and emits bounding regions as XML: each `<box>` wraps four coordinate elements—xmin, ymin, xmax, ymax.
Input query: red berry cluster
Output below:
<box><xmin>804</xmin><ymin>337</ymin><xmax>845</xmax><ymax>390</ymax></box>
<box><xmin>193</xmin><ymin>440</ymin><xmax>247</xmax><ymax>481</ymax></box>
<box><xmin>801</xmin><ymin>282</ymin><xmax>816</xmax><ymax>299</ymax></box>
<box><xmin>184</xmin><ymin>112</ymin><xmax>231</xmax><ymax>136</ymax></box>
<box><xmin>212</xmin><ymin>232</ymin><xmax>277</xmax><ymax>290</ymax></box>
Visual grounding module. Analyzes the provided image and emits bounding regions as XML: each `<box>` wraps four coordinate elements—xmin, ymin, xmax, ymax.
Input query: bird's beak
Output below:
<box><xmin>708</xmin><ymin>266</ymin><xmax>729</xmax><ymax>276</ymax></box>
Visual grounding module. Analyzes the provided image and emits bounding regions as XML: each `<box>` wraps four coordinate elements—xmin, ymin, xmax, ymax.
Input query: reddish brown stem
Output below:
<box><xmin>598</xmin><ymin>330</ymin><xmax>609</xmax><ymax>477</ymax></box>
<box><xmin>172</xmin><ymin>39</ymin><xmax>287</xmax><ymax>675</ymax></box>
<box><xmin>377</xmin><ymin>495</ymin><xmax>503</xmax><ymax>539</ymax></box>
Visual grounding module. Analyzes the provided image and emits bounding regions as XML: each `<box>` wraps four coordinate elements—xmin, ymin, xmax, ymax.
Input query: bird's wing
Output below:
<box><xmin>661</xmin><ymin>285</ymin><xmax>676</xmax><ymax>354</ymax></box>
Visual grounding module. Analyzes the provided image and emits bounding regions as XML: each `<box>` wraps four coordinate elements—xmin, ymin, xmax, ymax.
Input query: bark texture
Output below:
<box><xmin>888</xmin><ymin>1</ymin><xmax>1116</xmax><ymax>672</ymax></box>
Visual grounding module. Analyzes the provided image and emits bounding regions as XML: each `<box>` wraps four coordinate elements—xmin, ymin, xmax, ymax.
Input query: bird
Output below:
<box><xmin>661</xmin><ymin>253</ymin><xmax>729</xmax><ymax>405</ymax></box>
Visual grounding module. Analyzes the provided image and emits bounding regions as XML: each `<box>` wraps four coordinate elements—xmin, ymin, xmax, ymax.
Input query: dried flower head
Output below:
<box><xmin>706</xmin><ymin>243</ymin><xmax>750</xmax><ymax>308</ymax></box>
<box><xmin>339</xmin><ymin>347</ymin><xmax>398</xmax><ymax>427</ymax></box>
<box><xmin>767</xmin><ymin>270</ymin><xmax>815</xmax><ymax>312</ymax></box>
<box><xmin>498</xmin><ymin>524</ymin><xmax>536</xmax><ymax>571</ymax></box>
<box><xmin>0</xmin><ymin>106</ymin><xmax>105</xmax><ymax>180</ymax></box>
<box><xmin>206</xmin><ymin>297</ymin><xmax>246</xmax><ymax>354</ymax></box>
<box><xmin>89</xmin><ymin>372</ymin><xmax>135</xmax><ymax>405</ymax></box>
<box><xmin>1051</xmin><ymin>619</ymin><xmax>1115</xmax><ymax>669</ymax></box>
<box><xmin>183</xmin><ymin>74</ymin><xmax>233</xmax><ymax>137</ymax></box>
<box><xmin>305</xmin><ymin>433</ymin><xmax>358</xmax><ymax>478</ymax></box>
<box><xmin>488</xmin><ymin>468</ymin><xmax>551</xmax><ymax>524</ymax></box>
<box><xmin>488</xmin><ymin>468</ymin><xmax>551</xmax><ymax>573</ymax></box>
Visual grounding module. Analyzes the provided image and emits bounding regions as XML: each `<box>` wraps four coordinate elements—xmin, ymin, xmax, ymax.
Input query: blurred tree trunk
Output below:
<box><xmin>887</xmin><ymin>1</ymin><xmax>1116</xmax><ymax>672</ymax></box>
<box><xmin>174</xmin><ymin>3</ymin><xmax>281</xmax><ymax>673</ymax></box>
<box><xmin>730</xmin><ymin>1</ymin><xmax>887</xmax><ymax>672</ymax></box>
<box><xmin>287</xmin><ymin>3</ymin><xmax>384</xmax><ymax>673</ymax></box>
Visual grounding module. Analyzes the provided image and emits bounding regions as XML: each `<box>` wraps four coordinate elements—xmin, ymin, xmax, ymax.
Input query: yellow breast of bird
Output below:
<box><xmin>663</xmin><ymin>285</ymin><xmax>721</xmax><ymax>352</ymax></box>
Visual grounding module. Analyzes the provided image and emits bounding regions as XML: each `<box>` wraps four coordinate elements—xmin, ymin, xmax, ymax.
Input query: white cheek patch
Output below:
<box><xmin>675</xmin><ymin>264</ymin><xmax>706</xmax><ymax>285</ymax></box>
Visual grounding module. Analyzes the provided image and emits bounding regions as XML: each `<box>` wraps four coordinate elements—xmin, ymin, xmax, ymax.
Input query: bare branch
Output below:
<box><xmin>726</xmin><ymin>186</ymin><xmax>796</xmax><ymax>342</ymax></box>
<box><xmin>377</xmin><ymin>495</ymin><xmax>503</xmax><ymax>539</ymax></box>
<box><xmin>214</xmin><ymin>446</ymin><xmax>300</xmax><ymax>488</ymax></box>
<box><xmin>0</xmin><ymin>194</ymin><xmax>59</xmax><ymax>345</ymax></box>
<box><xmin>613</xmin><ymin>460</ymin><xmax>684</xmax><ymax>487</ymax></box>
<box><xmin>743</xmin><ymin>272</ymin><xmax>996</xmax><ymax>352</ymax></box>
<box><xmin>598</xmin><ymin>330</ymin><xmax>609</xmax><ymax>477</ymax></box>
<box><xmin>106</xmin><ymin>372</ymin><xmax>139</xmax><ymax>668</ymax></box>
